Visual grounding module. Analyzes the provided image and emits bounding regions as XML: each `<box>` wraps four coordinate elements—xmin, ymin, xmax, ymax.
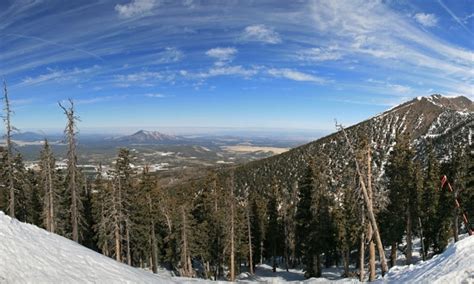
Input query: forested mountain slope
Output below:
<box><xmin>232</xmin><ymin>95</ymin><xmax>473</xmax><ymax>196</ymax></box>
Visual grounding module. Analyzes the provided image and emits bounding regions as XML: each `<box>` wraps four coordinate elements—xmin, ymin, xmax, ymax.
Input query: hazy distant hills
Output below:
<box><xmin>112</xmin><ymin>130</ymin><xmax>182</xmax><ymax>144</ymax></box>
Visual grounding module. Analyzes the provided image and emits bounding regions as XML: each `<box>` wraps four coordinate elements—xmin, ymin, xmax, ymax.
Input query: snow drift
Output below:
<box><xmin>0</xmin><ymin>211</ymin><xmax>175</xmax><ymax>284</ymax></box>
<box><xmin>379</xmin><ymin>235</ymin><xmax>474</xmax><ymax>284</ymax></box>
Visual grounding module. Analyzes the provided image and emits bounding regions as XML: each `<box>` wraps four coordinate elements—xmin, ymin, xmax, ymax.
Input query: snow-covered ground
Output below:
<box><xmin>378</xmin><ymin>235</ymin><xmax>474</xmax><ymax>284</ymax></box>
<box><xmin>0</xmin><ymin>211</ymin><xmax>178</xmax><ymax>284</ymax></box>
<box><xmin>1</xmin><ymin>211</ymin><xmax>473</xmax><ymax>283</ymax></box>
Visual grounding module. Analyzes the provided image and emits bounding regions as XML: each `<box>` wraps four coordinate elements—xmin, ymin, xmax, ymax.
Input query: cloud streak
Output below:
<box><xmin>115</xmin><ymin>0</ymin><xmax>160</xmax><ymax>18</ymax></box>
<box><xmin>241</xmin><ymin>25</ymin><xmax>281</xmax><ymax>44</ymax></box>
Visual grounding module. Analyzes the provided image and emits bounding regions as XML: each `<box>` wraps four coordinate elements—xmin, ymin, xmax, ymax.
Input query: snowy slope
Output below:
<box><xmin>1</xmin><ymin>210</ymin><xmax>473</xmax><ymax>283</ymax></box>
<box><xmin>0</xmin><ymin>211</ymin><xmax>176</xmax><ymax>284</ymax></box>
<box><xmin>378</xmin><ymin>235</ymin><xmax>474</xmax><ymax>284</ymax></box>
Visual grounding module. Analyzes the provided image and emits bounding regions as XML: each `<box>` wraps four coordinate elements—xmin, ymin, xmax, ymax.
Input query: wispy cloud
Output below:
<box><xmin>205</xmin><ymin>47</ymin><xmax>237</xmax><ymax>66</ymax></box>
<box><xmin>297</xmin><ymin>46</ymin><xmax>342</xmax><ymax>62</ymax></box>
<box><xmin>268</xmin><ymin>68</ymin><xmax>327</xmax><ymax>84</ymax></box>
<box><xmin>115</xmin><ymin>71</ymin><xmax>175</xmax><ymax>83</ymax></box>
<box><xmin>414</xmin><ymin>13</ymin><xmax>438</xmax><ymax>27</ymax></box>
<box><xmin>241</xmin><ymin>25</ymin><xmax>281</xmax><ymax>44</ymax></box>
<box><xmin>308</xmin><ymin>0</ymin><xmax>473</xmax><ymax>96</ymax></box>
<box><xmin>156</xmin><ymin>47</ymin><xmax>183</xmax><ymax>64</ymax></box>
<box><xmin>75</xmin><ymin>95</ymin><xmax>127</xmax><ymax>105</ymax></box>
<box><xmin>115</xmin><ymin>0</ymin><xmax>160</xmax><ymax>18</ymax></box>
<box><xmin>19</xmin><ymin>66</ymin><xmax>100</xmax><ymax>87</ymax></box>
<box><xmin>182</xmin><ymin>65</ymin><xmax>258</xmax><ymax>80</ymax></box>
<box><xmin>145</xmin><ymin>93</ymin><xmax>166</xmax><ymax>98</ymax></box>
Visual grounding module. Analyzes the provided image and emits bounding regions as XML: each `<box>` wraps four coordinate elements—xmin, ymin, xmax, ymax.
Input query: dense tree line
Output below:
<box><xmin>1</xmin><ymin>84</ymin><xmax>472</xmax><ymax>281</ymax></box>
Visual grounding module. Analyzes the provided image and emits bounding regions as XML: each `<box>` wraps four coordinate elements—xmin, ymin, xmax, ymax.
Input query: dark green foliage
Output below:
<box><xmin>295</xmin><ymin>159</ymin><xmax>336</xmax><ymax>278</ymax></box>
<box><xmin>380</xmin><ymin>134</ymin><xmax>418</xmax><ymax>246</ymax></box>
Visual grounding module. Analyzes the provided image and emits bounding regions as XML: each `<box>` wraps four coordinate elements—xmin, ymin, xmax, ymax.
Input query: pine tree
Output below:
<box><xmin>266</xmin><ymin>181</ymin><xmax>280</xmax><ymax>273</ymax></box>
<box><xmin>419</xmin><ymin>144</ymin><xmax>440</xmax><ymax>259</ymax></box>
<box><xmin>295</xmin><ymin>160</ymin><xmax>317</xmax><ymax>277</ymax></box>
<box><xmin>380</xmin><ymin>133</ymin><xmax>419</xmax><ymax>266</ymax></box>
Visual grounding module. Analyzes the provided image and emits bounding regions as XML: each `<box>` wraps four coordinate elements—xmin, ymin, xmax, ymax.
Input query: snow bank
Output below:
<box><xmin>0</xmin><ymin>211</ymin><xmax>175</xmax><ymax>284</ymax></box>
<box><xmin>379</xmin><ymin>235</ymin><xmax>474</xmax><ymax>284</ymax></box>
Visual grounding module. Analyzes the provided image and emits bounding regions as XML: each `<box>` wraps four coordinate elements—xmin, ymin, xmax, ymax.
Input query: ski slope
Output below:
<box><xmin>1</xmin><ymin>211</ymin><xmax>473</xmax><ymax>283</ymax></box>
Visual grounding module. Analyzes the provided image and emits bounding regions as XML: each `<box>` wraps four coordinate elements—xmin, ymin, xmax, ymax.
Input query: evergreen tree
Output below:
<box><xmin>419</xmin><ymin>144</ymin><xmax>441</xmax><ymax>259</ymax></box>
<box><xmin>265</xmin><ymin>182</ymin><xmax>280</xmax><ymax>273</ymax></box>
<box><xmin>295</xmin><ymin>160</ymin><xmax>317</xmax><ymax>277</ymax></box>
<box><xmin>380</xmin><ymin>133</ymin><xmax>419</xmax><ymax>266</ymax></box>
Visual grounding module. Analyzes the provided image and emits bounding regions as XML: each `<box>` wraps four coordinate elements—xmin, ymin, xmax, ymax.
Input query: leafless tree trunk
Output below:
<box><xmin>59</xmin><ymin>99</ymin><xmax>81</xmax><ymax>242</ymax></box>
<box><xmin>359</xmin><ymin>206</ymin><xmax>365</xmax><ymax>282</ymax></box>
<box><xmin>126</xmin><ymin>220</ymin><xmax>131</xmax><ymax>266</ymax></box>
<box><xmin>112</xmin><ymin>181</ymin><xmax>121</xmax><ymax>262</ymax></box>
<box><xmin>246</xmin><ymin>201</ymin><xmax>254</xmax><ymax>274</ymax></box>
<box><xmin>406</xmin><ymin>214</ymin><xmax>412</xmax><ymax>265</ymax></box>
<box><xmin>41</xmin><ymin>139</ymin><xmax>56</xmax><ymax>233</ymax></box>
<box><xmin>180</xmin><ymin>206</ymin><xmax>194</xmax><ymax>277</ymax></box>
<box><xmin>453</xmin><ymin>187</ymin><xmax>459</xmax><ymax>242</ymax></box>
<box><xmin>148</xmin><ymin>193</ymin><xmax>158</xmax><ymax>273</ymax></box>
<box><xmin>229</xmin><ymin>172</ymin><xmax>236</xmax><ymax>282</ymax></box>
<box><xmin>337</xmin><ymin>123</ymin><xmax>388</xmax><ymax>276</ymax></box>
<box><xmin>418</xmin><ymin>217</ymin><xmax>426</xmax><ymax>261</ymax></box>
<box><xmin>3</xmin><ymin>81</ymin><xmax>15</xmax><ymax>218</ymax></box>
<box><xmin>367</xmin><ymin>146</ymin><xmax>376</xmax><ymax>282</ymax></box>
<box><xmin>390</xmin><ymin>242</ymin><xmax>397</xmax><ymax>267</ymax></box>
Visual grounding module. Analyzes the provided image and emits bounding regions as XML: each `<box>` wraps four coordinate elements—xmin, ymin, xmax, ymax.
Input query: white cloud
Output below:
<box><xmin>267</xmin><ymin>68</ymin><xmax>326</xmax><ymax>84</ymax></box>
<box><xmin>414</xmin><ymin>13</ymin><xmax>438</xmax><ymax>27</ymax></box>
<box><xmin>298</xmin><ymin>46</ymin><xmax>342</xmax><ymax>62</ymax></box>
<box><xmin>145</xmin><ymin>93</ymin><xmax>166</xmax><ymax>98</ymax></box>
<box><xmin>205</xmin><ymin>47</ymin><xmax>237</xmax><ymax>65</ymax></box>
<box><xmin>241</xmin><ymin>25</ymin><xmax>281</xmax><ymax>44</ymax></box>
<box><xmin>115</xmin><ymin>0</ymin><xmax>159</xmax><ymax>18</ymax></box>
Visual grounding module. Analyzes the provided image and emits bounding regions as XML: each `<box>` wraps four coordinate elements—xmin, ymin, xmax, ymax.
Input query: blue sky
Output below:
<box><xmin>1</xmin><ymin>0</ymin><xmax>473</xmax><ymax>134</ymax></box>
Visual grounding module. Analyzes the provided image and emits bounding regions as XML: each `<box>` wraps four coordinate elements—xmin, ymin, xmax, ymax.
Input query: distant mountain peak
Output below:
<box><xmin>115</xmin><ymin>130</ymin><xmax>179</xmax><ymax>143</ymax></box>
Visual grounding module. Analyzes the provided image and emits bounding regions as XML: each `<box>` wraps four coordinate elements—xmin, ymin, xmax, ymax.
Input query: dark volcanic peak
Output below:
<box><xmin>115</xmin><ymin>130</ymin><xmax>179</xmax><ymax>143</ymax></box>
<box><xmin>386</xmin><ymin>94</ymin><xmax>473</xmax><ymax>115</ymax></box>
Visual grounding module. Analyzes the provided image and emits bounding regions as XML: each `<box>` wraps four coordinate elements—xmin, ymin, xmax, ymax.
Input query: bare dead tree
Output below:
<box><xmin>367</xmin><ymin>144</ymin><xmax>376</xmax><ymax>281</ymax></box>
<box><xmin>40</xmin><ymin>139</ymin><xmax>57</xmax><ymax>232</ymax></box>
<box><xmin>359</xmin><ymin>205</ymin><xmax>365</xmax><ymax>282</ymax></box>
<box><xmin>229</xmin><ymin>171</ymin><xmax>236</xmax><ymax>282</ymax></box>
<box><xmin>59</xmin><ymin>99</ymin><xmax>81</xmax><ymax>242</ymax></box>
<box><xmin>2</xmin><ymin>80</ymin><xmax>16</xmax><ymax>218</ymax></box>
<box><xmin>336</xmin><ymin>122</ymin><xmax>388</xmax><ymax>277</ymax></box>
<box><xmin>245</xmin><ymin>188</ymin><xmax>254</xmax><ymax>275</ymax></box>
